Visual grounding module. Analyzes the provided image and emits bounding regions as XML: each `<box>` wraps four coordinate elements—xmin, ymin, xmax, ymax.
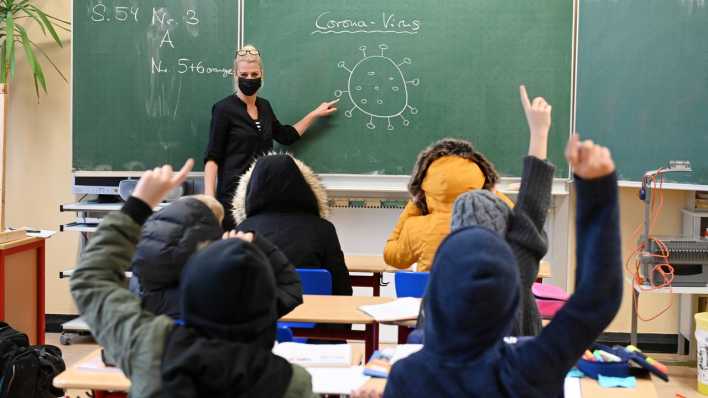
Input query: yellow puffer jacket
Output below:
<box><xmin>384</xmin><ymin>156</ymin><xmax>514</xmax><ymax>271</ymax></box>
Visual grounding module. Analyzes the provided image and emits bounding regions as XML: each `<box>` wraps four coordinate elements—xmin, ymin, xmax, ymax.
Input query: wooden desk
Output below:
<box><xmin>53</xmin><ymin>349</ymin><xmax>129</xmax><ymax>398</ymax></box>
<box><xmin>0</xmin><ymin>237</ymin><xmax>45</xmax><ymax>344</ymax></box>
<box><xmin>346</xmin><ymin>255</ymin><xmax>405</xmax><ymax>296</ymax></box>
<box><xmin>281</xmin><ymin>295</ymin><xmax>393</xmax><ymax>359</ymax></box>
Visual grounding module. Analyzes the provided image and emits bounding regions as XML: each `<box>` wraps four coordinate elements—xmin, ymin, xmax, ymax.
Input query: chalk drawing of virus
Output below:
<box><xmin>334</xmin><ymin>44</ymin><xmax>419</xmax><ymax>131</ymax></box>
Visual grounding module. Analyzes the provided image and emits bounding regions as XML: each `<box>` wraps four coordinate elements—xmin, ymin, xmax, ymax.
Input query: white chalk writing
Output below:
<box><xmin>312</xmin><ymin>11</ymin><xmax>421</xmax><ymax>35</ymax></box>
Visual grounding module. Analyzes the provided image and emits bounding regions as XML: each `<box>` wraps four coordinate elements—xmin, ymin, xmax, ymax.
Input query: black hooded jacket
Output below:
<box><xmin>132</xmin><ymin>196</ymin><xmax>303</xmax><ymax>319</ymax></box>
<box><xmin>161</xmin><ymin>238</ymin><xmax>296</xmax><ymax>398</ymax></box>
<box><xmin>232</xmin><ymin>154</ymin><xmax>353</xmax><ymax>296</ymax></box>
<box><xmin>132</xmin><ymin>198</ymin><xmax>223</xmax><ymax>319</ymax></box>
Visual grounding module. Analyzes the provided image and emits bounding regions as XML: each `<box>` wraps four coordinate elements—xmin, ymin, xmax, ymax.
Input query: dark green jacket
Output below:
<box><xmin>70</xmin><ymin>211</ymin><xmax>313</xmax><ymax>398</ymax></box>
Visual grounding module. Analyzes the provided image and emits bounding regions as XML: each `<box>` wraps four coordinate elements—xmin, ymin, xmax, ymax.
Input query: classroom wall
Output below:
<box><xmin>607</xmin><ymin>188</ymin><xmax>690</xmax><ymax>334</ymax></box>
<box><xmin>6</xmin><ymin>1</ymin><xmax>77</xmax><ymax>315</ymax></box>
<box><xmin>6</xmin><ymin>2</ymin><xmax>692</xmax><ymax>337</ymax></box>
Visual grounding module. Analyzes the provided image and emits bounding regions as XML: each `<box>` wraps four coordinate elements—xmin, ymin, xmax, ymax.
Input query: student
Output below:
<box><xmin>70</xmin><ymin>160</ymin><xmax>315</xmax><ymax>398</ymax></box>
<box><xmin>381</xmin><ymin>135</ymin><xmax>622</xmax><ymax>398</ymax></box>
<box><xmin>232</xmin><ymin>153</ymin><xmax>353</xmax><ymax>296</ymax></box>
<box><xmin>130</xmin><ymin>195</ymin><xmax>223</xmax><ymax>319</ymax></box>
<box><xmin>132</xmin><ymin>195</ymin><xmax>303</xmax><ymax>319</ymax></box>
<box><xmin>451</xmin><ymin>85</ymin><xmax>553</xmax><ymax>337</ymax></box>
<box><xmin>411</xmin><ymin>86</ymin><xmax>553</xmax><ymax>340</ymax></box>
<box><xmin>383</xmin><ymin>138</ymin><xmax>513</xmax><ymax>271</ymax></box>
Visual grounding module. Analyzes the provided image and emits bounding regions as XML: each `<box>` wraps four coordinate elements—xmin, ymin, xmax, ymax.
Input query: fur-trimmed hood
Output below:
<box><xmin>408</xmin><ymin>138</ymin><xmax>500</xmax><ymax>214</ymax></box>
<box><xmin>232</xmin><ymin>153</ymin><xmax>329</xmax><ymax>225</ymax></box>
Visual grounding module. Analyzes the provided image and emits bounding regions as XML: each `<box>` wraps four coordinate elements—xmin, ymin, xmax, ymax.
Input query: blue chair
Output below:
<box><xmin>276</xmin><ymin>268</ymin><xmax>332</xmax><ymax>343</ymax></box>
<box><xmin>276</xmin><ymin>325</ymin><xmax>294</xmax><ymax>343</ymax></box>
<box><xmin>296</xmin><ymin>268</ymin><xmax>333</xmax><ymax>296</ymax></box>
<box><xmin>394</xmin><ymin>272</ymin><xmax>429</xmax><ymax>344</ymax></box>
<box><xmin>395</xmin><ymin>272</ymin><xmax>430</xmax><ymax>298</ymax></box>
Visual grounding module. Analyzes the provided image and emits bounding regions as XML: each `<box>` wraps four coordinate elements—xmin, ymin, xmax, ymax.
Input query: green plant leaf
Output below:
<box><xmin>16</xmin><ymin>23</ymin><xmax>41</xmax><ymax>96</ymax></box>
<box><xmin>0</xmin><ymin>45</ymin><xmax>7</xmax><ymax>84</ymax></box>
<box><xmin>19</xmin><ymin>6</ymin><xmax>45</xmax><ymax>36</ymax></box>
<box><xmin>30</xmin><ymin>6</ymin><xmax>61</xmax><ymax>47</ymax></box>
<box><xmin>27</xmin><ymin>36</ymin><xmax>66</xmax><ymax>83</ymax></box>
<box><xmin>4</xmin><ymin>11</ymin><xmax>14</xmax><ymax>81</ymax></box>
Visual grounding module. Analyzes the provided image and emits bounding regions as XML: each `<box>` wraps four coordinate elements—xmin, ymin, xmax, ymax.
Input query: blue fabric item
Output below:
<box><xmin>406</xmin><ymin>328</ymin><xmax>424</xmax><ymax>344</ymax></box>
<box><xmin>384</xmin><ymin>173</ymin><xmax>623</xmax><ymax>398</ymax></box>
<box><xmin>597</xmin><ymin>375</ymin><xmax>636</xmax><ymax>388</ymax></box>
<box><xmin>567</xmin><ymin>368</ymin><xmax>585</xmax><ymax>378</ymax></box>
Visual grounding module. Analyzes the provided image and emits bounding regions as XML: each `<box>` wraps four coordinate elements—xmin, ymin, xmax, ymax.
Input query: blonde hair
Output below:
<box><xmin>234</xmin><ymin>44</ymin><xmax>263</xmax><ymax>93</ymax></box>
<box><xmin>190</xmin><ymin>194</ymin><xmax>225</xmax><ymax>224</ymax></box>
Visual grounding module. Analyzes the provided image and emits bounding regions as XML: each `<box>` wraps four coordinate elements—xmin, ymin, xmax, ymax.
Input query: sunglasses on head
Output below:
<box><xmin>237</xmin><ymin>48</ymin><xmax>260</xmax><ymax>56</ymax></box>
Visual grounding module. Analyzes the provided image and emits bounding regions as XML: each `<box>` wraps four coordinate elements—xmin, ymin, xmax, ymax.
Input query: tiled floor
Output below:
<box><xmin>48</xmin><ymin>333</ymin><xmax>706</xmax><ymax>397</ymax></box>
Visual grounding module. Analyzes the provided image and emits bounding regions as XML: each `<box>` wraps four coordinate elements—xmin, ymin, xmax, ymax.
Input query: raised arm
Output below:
<box><xmin>70</xmin><ymin>160</ymin><xmax>194</xmax><ymax>377</ymax></box>
<box><xmin>505</xmin><ymin>136</ymin><xmax>622</xmax><ymax>393</ymax></box>
<box><xmin>507</xmin><ymin>85</ymin><xmax>555</xmax><ymax>290</ymax></box>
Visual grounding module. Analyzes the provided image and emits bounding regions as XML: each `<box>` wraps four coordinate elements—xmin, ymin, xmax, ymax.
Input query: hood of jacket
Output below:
<box><xmin>180</xmin><ymin>238</ymin><xmax>277</xmax><ymax>345</ymax></box>
<box><xmin>423</xmin><ymin>226</ymin><xmax>519</xmax><ymax>361</ymax></box>
<box><xmin>161</xmin><ymin>238</ymin><xmax>291</xmax><ymax>398</ymax></box>
<box><xmin>421</xmin><ymin>156</ymin><xmax>487</xmax><ymax>214</ymax></box>
<box><xmin>409</xmin><ymin>138</ymin><xmax>500</xmax><ymax>214</ymax></box>
<box><xmin>132</xmin><ymin>197</ymin><xmax>222</xmax><ymax>292</ymax></box>
<box><xmin>232</xmin><ymin>153</ymin><xmax>329</xmax><ymax>225</ymax></box>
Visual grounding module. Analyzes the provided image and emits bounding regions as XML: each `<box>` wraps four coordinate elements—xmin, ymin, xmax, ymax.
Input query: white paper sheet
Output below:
<box><xmin>359</xmin><ymin>297</ymin><xmax>421</xmax><ymax>321</ymax></box>
<box><xmin>307</xmin><ymin>366</ymin><xmax>370</xmax><ymax>394</ymax></box>
<box><xmin>77</xmin><ymin>356</ymin><xmax>123</xmax><ymax>373</ymax></box>
<box><xmin>273</xmin><ymin>342</ymin><xmax>352</xmax><ymax>367</ymax></box>
<box><xmin>564</xmin><ymin>376</ymin><xmax>582</xmax><ymax>398</ymax></box>
<box><xmin>390</xmin><ymin>344</ymin><xmax>423</xmax><ymax>364</ymax></box>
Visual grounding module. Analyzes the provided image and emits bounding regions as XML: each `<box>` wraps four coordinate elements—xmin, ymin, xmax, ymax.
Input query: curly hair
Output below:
<box><xmin>408</xmin><ymin>138</ymin><xmax>499</xmax><ymax>215</ymax></box>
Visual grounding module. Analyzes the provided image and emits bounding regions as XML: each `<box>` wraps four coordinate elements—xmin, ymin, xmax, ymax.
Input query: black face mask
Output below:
<box><xmin>238</xmin><ymin>77</ymin><xmax>262</xmax><ymax>96</ymax></box>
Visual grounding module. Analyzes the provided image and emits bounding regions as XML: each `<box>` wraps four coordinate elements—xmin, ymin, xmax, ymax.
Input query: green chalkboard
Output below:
<box><xmin>74</xmin><ymin>1</ymin><xmax>573</xmax><ymax>176</ymax></box>
<box><xmin>73</xmin><ymin>0</ymin><xmax>237</xmax><ymax>171</ymax></box>
<box><xmin>578</xmin><ymin>0</ymin><xmax>708</xmax><ymax>185</ymax></box>
<box><xmin>245</xmin><ymin>0</ymin><xmax>573</xmax><ymax>176</ymax></box>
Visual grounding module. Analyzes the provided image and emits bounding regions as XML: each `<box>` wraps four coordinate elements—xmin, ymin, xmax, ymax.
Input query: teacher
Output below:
<box><xmin>204</xmin><ymin>44</ymin><xmax>338</xmax><ymax>230</ymax></box>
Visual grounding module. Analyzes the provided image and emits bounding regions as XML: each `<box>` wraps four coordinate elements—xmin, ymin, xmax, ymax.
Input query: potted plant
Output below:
<box><xmin>0</xmin><ymin>0</ymin><xmax>70</xmax><ymax>229</ymax></box>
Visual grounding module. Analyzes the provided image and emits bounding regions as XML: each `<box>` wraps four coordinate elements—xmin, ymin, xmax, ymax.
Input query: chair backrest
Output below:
<box><xmin>395</xmin><ymin>272</ymin><xmax>430</xmax><ymax>298</ymax></box>
<box><xmin>296</xmin><ymin>268</ymin><xmax>332</xmax><ymax>295</ymax></box>
<box><xmin>276</xmin><ymin>325</ymin><xmax>294</xmax><ymax>343</ymax></box>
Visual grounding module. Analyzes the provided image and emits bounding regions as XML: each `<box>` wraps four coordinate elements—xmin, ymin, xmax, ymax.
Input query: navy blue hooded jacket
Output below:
<box><xmin>384</xmin><ymin>173</ymin><xmax>623</xmax><ymax>398</ymax></box>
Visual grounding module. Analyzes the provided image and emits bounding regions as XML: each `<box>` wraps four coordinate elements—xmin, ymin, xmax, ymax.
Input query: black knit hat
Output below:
<box><xmin>180</xmin><ymin>238</ymin><xmax>276</xmax><ymax>348</ymax></box>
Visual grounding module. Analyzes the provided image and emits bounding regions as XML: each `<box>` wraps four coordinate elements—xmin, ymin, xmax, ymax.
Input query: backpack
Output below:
<box><xmin>0</xmin><ymin>322</ymin><xmax>65</xmax><ymax>398</ymax></box>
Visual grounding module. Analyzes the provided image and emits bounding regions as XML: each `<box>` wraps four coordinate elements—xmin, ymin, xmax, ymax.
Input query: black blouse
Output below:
<box><xmin>204</xmin><ymin>95</ymin><xmax>300</xmax><ymax>203</ymax></box>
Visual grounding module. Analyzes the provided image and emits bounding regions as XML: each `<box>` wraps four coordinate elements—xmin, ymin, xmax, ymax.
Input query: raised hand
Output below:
<box><xmin>132</xmin><ymin>159</ymin><xmax>194</xmax><ymax>208</ymax></box>
<box><xmin>520</xmin><ymin>85</ymin><xmax>552</xmax><ymax>159</ymax></box>
<box><xmin>222</xmin><ymin>230</ymin><xmax>254</xmax><ymax>242</ymax></box>
<box><xmin>565</xmin><ymin>134</ymin><xmax>615</xmax><ymax>179</ymax></box>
